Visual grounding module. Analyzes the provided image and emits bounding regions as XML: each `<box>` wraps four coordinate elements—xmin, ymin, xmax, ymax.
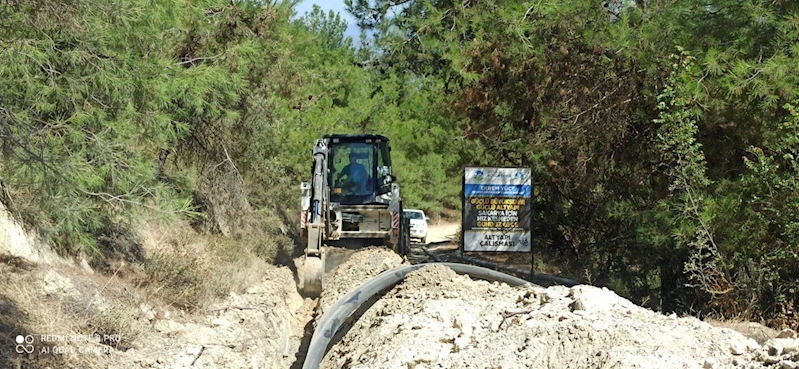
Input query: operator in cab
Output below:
<box><xmin>336</xmin><ymin>150</ymin><xmax>370</xmax><ymax>195</ymax></box>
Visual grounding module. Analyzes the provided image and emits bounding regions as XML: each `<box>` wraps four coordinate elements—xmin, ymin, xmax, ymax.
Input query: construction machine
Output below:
<box><xmin>299</xmin><ymin>134</ymin><xmax>410</xmax><ymax>297</ymax></box>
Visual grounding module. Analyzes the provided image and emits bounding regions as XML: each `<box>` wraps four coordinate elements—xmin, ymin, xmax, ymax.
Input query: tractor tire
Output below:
<box><xmin>399</xmin><ymin>217</ymin><xmax>411</xmax><ymax>256</ymax></box>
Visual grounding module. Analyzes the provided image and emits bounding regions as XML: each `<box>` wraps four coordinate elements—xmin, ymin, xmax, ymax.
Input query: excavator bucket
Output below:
<box><xmin>302</xmin><ymin>217</ymin><xmax>326</xmax><ymax>297</ymax></box>
<box><xmin>302</xmin><ymin>254</ymin><xmax>325</xmax><ymax>297</ymax></box>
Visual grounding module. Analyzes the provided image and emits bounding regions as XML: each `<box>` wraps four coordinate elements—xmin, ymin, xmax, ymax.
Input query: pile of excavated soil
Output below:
<box><xmin>318</xmin><ymin>247</ymin><xmax>404</xmax><ymax>317</ymax></box>
<box><xmin>320</xmin><ymin>264</ymin><xmax>797</xmax><ymax>369</ymax></box>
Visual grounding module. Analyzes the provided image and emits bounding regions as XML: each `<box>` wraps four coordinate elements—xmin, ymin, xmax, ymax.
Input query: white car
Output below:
<box><xmin>403</xmin><ymin>209</ymin><xmax>429</xmax><ymax>244</ymax></box>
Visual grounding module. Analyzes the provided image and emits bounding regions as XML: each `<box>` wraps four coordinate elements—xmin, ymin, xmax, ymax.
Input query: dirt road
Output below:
<box><xmin>424</xmin><ymin>222</ymin><xmax>460</xmax><ymax>244</ymax></box>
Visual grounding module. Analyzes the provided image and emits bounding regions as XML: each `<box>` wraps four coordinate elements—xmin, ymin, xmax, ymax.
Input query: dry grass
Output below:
<box><xmin>769</xmin><ymin>299</ymin><xmax>799</xmax><ymax>331</ymax></box>
<box><xmin>0</xmin><ymin>257</ymin><xmax>145</xmax><ymax>369</ymax></box>
<box><xmin>704</xmin><ymin>317</ymin><xmax>778</xmax><ymax>344</ymax></box>
<box><xmin>137</xmin><ymin>212</ymin><xmax>293</xmax><ymax>310</ymax></box>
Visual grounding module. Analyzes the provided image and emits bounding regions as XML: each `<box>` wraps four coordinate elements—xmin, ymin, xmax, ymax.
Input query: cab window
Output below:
<box><xmin>330</xmin><ymin>143</ymin><xmax>374</xmax><ymax>196</ymax></box>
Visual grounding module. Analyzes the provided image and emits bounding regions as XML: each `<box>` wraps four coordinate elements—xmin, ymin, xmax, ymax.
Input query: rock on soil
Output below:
<box><xmin>751</xmin><ymin>336</ymin><xmax>799</xmax><ymax>369</ymax></box>
<box><xmin>0</xmin><ymin>202</ymin><xmax>59</xmax><ymax>264</ymax></box>
<box><xmin>320</xmin><ymin>264</ymin><xmax>779</xmax><ymax>369</ymax></box>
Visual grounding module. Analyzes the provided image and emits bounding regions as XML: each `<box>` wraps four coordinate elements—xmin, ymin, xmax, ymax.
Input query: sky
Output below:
<box><xmin>293</xmin><ymin>0</ymin><xmax>362</xmax><ymax>41</ymax></box>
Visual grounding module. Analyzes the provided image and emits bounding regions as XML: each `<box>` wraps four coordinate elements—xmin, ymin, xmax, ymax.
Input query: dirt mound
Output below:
<box><xmin>318</xmin><ymin>247</ymin><xmax>404</xmax><ymax>317</ymax></box>
<box><xmin>320</xmin><ymin>264</ymin><xmax>783</xmax><ymax>369</ymax></box>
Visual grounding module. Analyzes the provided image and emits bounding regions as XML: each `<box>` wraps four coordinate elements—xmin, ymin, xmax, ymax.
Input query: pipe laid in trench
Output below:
<box><xmin>302</xmin><ymin>262</ymin><xmax>538</xmax><ymax>369</ymax></box>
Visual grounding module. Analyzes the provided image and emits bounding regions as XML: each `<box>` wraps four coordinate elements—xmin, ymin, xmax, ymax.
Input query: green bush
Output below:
<box><xmin>707</xmin><ymin>103</ymin><xmax>799</xmax><ymax>320</ymax></box>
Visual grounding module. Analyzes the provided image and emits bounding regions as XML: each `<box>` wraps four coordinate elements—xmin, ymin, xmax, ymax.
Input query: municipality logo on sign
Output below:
<box><xmin>466</xmin><ymin>167</ymin><xmax>530</xmax><ymax>186</ymax></box>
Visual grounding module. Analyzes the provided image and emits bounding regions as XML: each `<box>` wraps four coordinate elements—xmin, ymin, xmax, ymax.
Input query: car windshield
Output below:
<box><xmin>404</xmin><ymin>211</ymin><xmax>424</xmax><ymax>220</ymax></box>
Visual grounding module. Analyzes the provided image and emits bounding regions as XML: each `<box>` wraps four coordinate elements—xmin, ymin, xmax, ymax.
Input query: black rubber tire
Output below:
<box><xmin>393</xmin><ymin>202</ymin><xmax>410</xmax><ymax>256</ymax></box>
<box><xmin>399</xmin><ymin>218</ymin><xmax>411</xmax><ymax>255</ymax></box>
<box><xmin>301</xmin><ymin>263</ymin><xmax>536</xmax><ymax>369</ymax></box>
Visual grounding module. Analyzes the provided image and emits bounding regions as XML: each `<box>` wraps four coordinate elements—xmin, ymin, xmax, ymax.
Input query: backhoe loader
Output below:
<box><xmin>299</xmin><ymin>134</ymin><xmax>410</xmax><ymax>297</ymax></box>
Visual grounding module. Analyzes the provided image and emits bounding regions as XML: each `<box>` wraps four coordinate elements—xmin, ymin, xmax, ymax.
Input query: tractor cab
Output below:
<box><xmin>326</xmin><ymin>134</ymin><xmax>395</xmax><ymax>205</ymax></box>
